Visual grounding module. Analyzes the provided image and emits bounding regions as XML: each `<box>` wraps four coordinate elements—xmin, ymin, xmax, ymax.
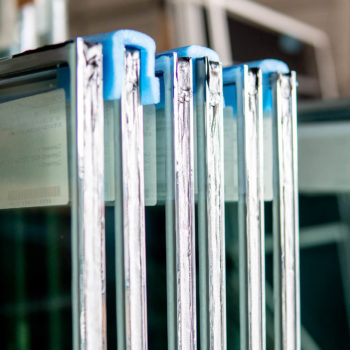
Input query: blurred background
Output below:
<box><xmin>3</xmin><ymin>0</ymin><xmax>350</xmax><ymax>99</ymax></box>
<box><xmin>0</xmin><ymin>0</ymin><xmax>349</xmax><ymax>349</ymax></box>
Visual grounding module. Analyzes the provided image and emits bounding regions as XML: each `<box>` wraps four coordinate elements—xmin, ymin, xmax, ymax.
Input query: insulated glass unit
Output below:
<box><xmin>86</xmin><ymin>30</ymin><xmax>160</xmax><ymax>350</ymax></box>
<box><xmin>246</xmin><ymin>60</ymin><xmax>300</xmax><ymax>350</ymax></box>
<box><xmin>155</xmin><ymin>51</ymin><xmax>196</xmax><ymax>350</ymax></box>
<box><xmin>0</xmin><ymin>39</ymin><xmax>106</xmax><ymax>349</ymax></box>
<box><xmin>172</xmin><ymin>46</ymin><xmax>226</xmax><ymax>350</ymax></box>
<box><xmin>223</xmin><ymin>64</ymin><xmax>266</xmax><ymax>350</ymax></box>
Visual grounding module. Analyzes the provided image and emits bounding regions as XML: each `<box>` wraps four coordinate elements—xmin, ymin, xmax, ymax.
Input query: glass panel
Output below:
<box><xmin>271</xmin><ymin>71</ymin><xmax>300</xmax><ymax>350</ymax></box>
<box><xmin>235</xmin><ymin>63</ymin><xmax>300</xmax><ymax>349</ymax></box>
<box><xmin>152</xmin><ymin>53</ymin><xmax>196</xmax><ymax>349</ymax></box>
<box><xmin>0</xmin><ymin>39</ymin><xmax>106</xmax><ymax>350</ymax></box>
<box><xmin>194</xmin><ymin>57</ymin><xmax>226</xmax><ymax>350</ymax></box>
<box><xmin>103</xmin><ymin>49</ymin><xmax>148</xmax><ymax>350</ymax></box>
<box><xmin>146</xmin><ymin>56</ymin><xmax>171</xmax><ymax>349</ymax></box>
<box><xmin>91</xmin><ymin>31</ymin><xmax>160</xmax><ymax>350</ymax></box>
<box><xmin>223</xmin><ymin>65</ymin><xmax>266</xmax><ymax>350</ymax></box>
<box><xmin>222</xmin><ymin>79</ymin><xmax>240</xmax><ymax>350</ymax></box>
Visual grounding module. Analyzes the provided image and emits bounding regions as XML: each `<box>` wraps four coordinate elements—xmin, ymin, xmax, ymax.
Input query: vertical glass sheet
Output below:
<box><xmin>243</xmin><ymin>60</ymin><xmax>300</xmax><ymax>349</ymax></box>
<box><xmin>103</xmin><ymin>50</ymin><xmax>149</xmax><ymax>350</ymax></box>
<box><xmin>223</xmin><ymin>65</ymin><xmax>270</xmax><ymax>350</ymax></box>
<box><xmin>222</xmin><ymin>79</ymin><xmax>240</xmax><ymax>350</ymax></box>
<box><xmin>120</xmin><ymin>49</ymin><xmax>148</xmax><ymax>350</ymax></box>
<box><xmin>88</xmin><ymin>31</ymin><xmax>160</xmax><ymax>350</ymax></box>
<box><xmin>86</xmin><ymin>30</ymin><xmax>160</xmax><ymax>350</ymax></box>
<box><xmin>0</xmin><ymin>39</ymin><xmax>106</xmax><ymax>349</ymax></box>
<box><xmin>223</xmin><ymin>65</ymin><xmax>266</xmax><ymax>350</ymax></box>
<box><xmin>194</xmin><ymin>57</ymin><xmax>226</xmax><ymax>350</ymax></box>
<box><xmin>154</xmin><ymin>53</ymin><xmax>196</xmax><ymax>350</ymax></box>
<box><xmin>271</xmin><ymin>72</ymin><xmax>300</xmax><ymax>350</ymax></box>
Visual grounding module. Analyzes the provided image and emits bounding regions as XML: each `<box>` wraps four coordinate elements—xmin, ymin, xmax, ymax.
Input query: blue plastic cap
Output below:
<box><xmin>160</xmin><ymin>45</ymin><xmax>220</xmax><ymax>62</ymax></box>
<box><xmin>245</xmin><ymin>59</ymin><xmax>289</xmax><ymax>75</ymax></box>
<box><xmin>223</xmin><ymin>60</ymin><xmax>289</xmax><ymax>85</ymax></box>
<box><xmin>85</xmin><ymin>30</ymin><xmax>160</xmax><ymax>105</ymax></box>
<box><xmin>223</xmin><ymin>60</ymin><xmax>291</xmax><ymax>115</ymax></box>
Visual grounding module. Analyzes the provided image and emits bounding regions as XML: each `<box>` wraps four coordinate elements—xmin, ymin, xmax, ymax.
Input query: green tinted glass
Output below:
<box><xmin>0</xmin><ymin>39</ymin><xmax>106</xmax><ymax>350</ymax></box>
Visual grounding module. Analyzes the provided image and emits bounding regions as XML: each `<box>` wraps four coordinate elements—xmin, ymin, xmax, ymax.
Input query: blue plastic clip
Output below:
<box><xmin>222</xmin><ymin>59</ymin><xmax>290</xmax><ymax>115</ymax></box>
<box><xmin>85</xmin><ymin>30</ymin><xmax>160</xmax><ymax>105</ymax></box>
<box><xmin>245</xmin><ymin>59</ymin><xmax>289</xmax><ymax>76</ymax></box>
<box><xmin>162</xmin><ymin>45</ymin><xmax>220</xmax><ymax>63</ymax></box>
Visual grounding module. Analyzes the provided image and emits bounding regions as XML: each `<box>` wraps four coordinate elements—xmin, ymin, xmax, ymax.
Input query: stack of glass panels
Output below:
<box><xmin>223</xmin><ymin>60</ymin><xmax>299</xmax><ymax>350</ymax></box>
<box><xmin>0</xmin><ymin>31</ymin><xmax>300</xmax><ymax>350</ymax></box>
<box><xmin>244</xmin><ymin>60</ymin><xmax>299</xmax><ymax>350</ymax></box>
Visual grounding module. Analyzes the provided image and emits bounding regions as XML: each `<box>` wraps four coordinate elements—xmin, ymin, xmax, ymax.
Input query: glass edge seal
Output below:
<box><xmin>272</xmin><ymin>71</ymin><xmax>300</xmax><ymax>350</ymax></box>
<box><xmin>206</xmin><ymin>60</ymin><xmax>226</xmax><ymax>350</ymax></box>
<box><xmin>75</xmin><ymin>39</ymin><xmax>106</xmax><ymax>350</ymax></box>
<box><xmin>237</xmin><ymin>66</ymin><xmax>266</xmax><ymax>350</ymax></box>
<box><xmin>174</xmin><ymin>56</ymin><xmax>197</xmax><ymax>349</ymax></box>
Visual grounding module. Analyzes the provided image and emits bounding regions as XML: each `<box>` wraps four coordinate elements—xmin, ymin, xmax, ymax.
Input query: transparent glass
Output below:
<box><xmin>223</xmin><ymin>81</ymin><xmax>241</xmax><ymax>350</ymax></box>
<box><xmin>103</xmin><ymin>49</ymin><xmax>156</xmax><ymax>349</ymax></box>
<box><xmin>223</xmin><ymin>66</ymin><xmax>269</xmax><ymax>350</ymax></box>
<box><xmin>0</xmin><ymin>70</ymin><xmax>72</xmax><ymax>350</ymax></box>
<box><xmin>0</xmin><ymin>40</ymin><xmax>105</xmax><ymax>350</ymax></box>
<box><xmin>148</xmin><ymin>54</ymin><xmax>196</xmax><ymax>350</ymax></box>
<box><xmin>194</xmin><ymin>58</ymin><xmax>226</xmax><ymax>350</ymax></box>
<box><xmin>103</xmin><ymin>98</ymin><xmax>158</xmax><ymax>349</ymax></box>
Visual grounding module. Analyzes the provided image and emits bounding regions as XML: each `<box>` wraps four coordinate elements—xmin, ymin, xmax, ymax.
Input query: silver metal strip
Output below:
<box><xmin>272</xmin><ymin>71</ymin><xmax>300</xmax><ymax>350</ymax></box>
<box><xmin>207</xmin><ymin>60</ymin><xmax>226</xmax><ymax>350</ymax></box>
<box><xmin>75</xmin><ymin>39</ymin><xmax>106</xmax><ymax>350</ymax></box>
<box><xmin>173</xmin><ymin>57</ymin><xmax>197</xmax><ymax>349</ymax></box>
<box><xmin>197</xmin><ymin>59</ymin><xmax>226</xmax><ymax>350</ymax></box>
<box><xmin>118</xmin><ymin>49</ymin><xmax>148</xmax><ymax>350</ymax></box>
<box><xmin>237</xmin><ymin>67</ymin><xmax>265</xmax><ymax>350</ymax></box>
